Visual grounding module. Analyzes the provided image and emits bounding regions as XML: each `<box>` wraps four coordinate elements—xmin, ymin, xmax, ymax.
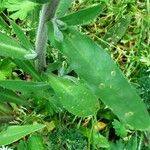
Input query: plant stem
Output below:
<box><xmin>35</xmin><ymin>0</ymin><xmax>60</xmax><ymax>73</ymax></box>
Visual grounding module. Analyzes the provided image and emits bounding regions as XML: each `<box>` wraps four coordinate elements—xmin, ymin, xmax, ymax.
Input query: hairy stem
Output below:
<box><xmin>35</xmin><ymin>0</ymin><xmax>60</xmax><ymax>72</ymax></box>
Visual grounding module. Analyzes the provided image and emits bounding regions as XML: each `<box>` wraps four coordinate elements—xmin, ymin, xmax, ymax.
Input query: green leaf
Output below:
<box><xmin>0</xmin><ymin>32</ymin><xmax>32</xmax><ymax>59</ymax></box>
<box><xmin>11</xmin><ymin>21</ymin><xmax>34</xmax><ymax>51</ymax></box>
<box><xmin>0</xmin><ymin>87</ymin><xmax>26</xmax><ymax>104</ymax></box>
<box><xmin>0</xmin><ymin>124</ymin><xmax>46</xmax><ymax>146</ymax></box>
<box><xmin>48</xmin><ymin>27</ymin><xmax>150</xmax><ymax>130</ymax></box>
<box><xmin>0</xmin><ymin>80</ymin><xmax>50</xmax><ymax>93</ymax></box>
<box><xmin>103</xmin><ymin>15</ymin><xmax>131</xmax><ymax>46</ymax></box>
<box><xmin>27</xmin><ymin>134</ymin><xmax>46</xmax><ymax>150</ymax></box>
<box><xmin>47</xmin><ymin>73</ymin><xmax>99</xmax><ymax>117</ymax></box>
<box><xmin>60</xmin><ymin>4</ymin><xmax>104</xmax><ymax>26</ymax></box>
<box><xmin>56</xmin><ymin>0</ymin><xmax>74</xmax><ymax>18</ymax></box>
<box><xmin>5</xmin><ymin>0</ymin><xmax>37</xmax><ymax>20</ymax></box>
<box><xmin>13</xmin><ymin>60</ymin><xmax>42</xmax><ymax>81</ymax></box>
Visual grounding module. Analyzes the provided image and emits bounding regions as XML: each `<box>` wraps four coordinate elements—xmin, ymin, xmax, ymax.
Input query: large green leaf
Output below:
<box><xmin>60</xmin><ymin>4</ymin><xmax>104</xmax><ymax>26</ymax></box>
<box><xmin>0</xmin><ymin>80</ymin><xmax>50</xmax><ymax>93</ymax></box>
<box><xmin>47</xmin><ymin>73</ymin><xmax>99</xmax><ymax>117</ymax></box>
<box><xmin>0</xmin><ymin>124</ymin><xmax>46</xmax><ymax>146</ymax></box>
<box><xmin>0</xmin><ymin>87</ymin><xmax>26</xmax><ymax>104</ymax></box>
<box><xmin>0</xmin><ymin>32</ymin><xmax>32</xmax><ymax>59</ymax></box>
<box><xmin>48</xmin><ymin>27</ymin><xmax>150</xmax><ymax>130</ymax></box>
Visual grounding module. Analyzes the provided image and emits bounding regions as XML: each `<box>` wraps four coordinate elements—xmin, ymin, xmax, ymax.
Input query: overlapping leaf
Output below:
<box><xmin>48</xmin><ymin>26</ymin><xmax>150</xmax><ymax>130</ymax></box>
<box><xmin>13</xmin><ymin>60</ymin><xmax>42</xmax><ymax>81</ymax></box>
<box><xmin>0</xmin><ymin>80</ymin><xmax>50</xmax><ymax>93</ymax></box>
<box><xmin>47</xmin><ymin>73</ymin><xmax>99</xmax><ymax>117</ymax></box>
<box><xmin>0</xmin><ymin>87</ymin><xmax>26</xmax><ymax>104</ymax></box>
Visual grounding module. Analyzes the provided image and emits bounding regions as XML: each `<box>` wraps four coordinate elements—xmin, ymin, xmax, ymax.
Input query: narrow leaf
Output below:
<box><xmin>0</xmin><ymin>80</ymin><xmax>50</xmax><ymax>93</ymax></box>
<box><xmin>0</xmin><ymin>32</ymin><xmax>31</xmax><ymax>59</ymax></box>
<box><xmin>0</xmin><ymin>124</ymin><xmax>46</xmax><ymax>146</ymax></box>
<box><xmin>60</xmin><ymin>4</ymin><xmax>104</xmax><ymax>26</ymax></box>
<box><xmin>47</xmin><ymin>73</ymin><xmax>99</xmax><ymax>117</ymax></box>
<box><xmin>11</xmin><ymin>21</ymin><xmax>34</xmax><ymax>51</ymax></box>
<box><xmin>0</xmin><ymin>87</ymin><xmax>26</xmax><ymax>104</ymax></box>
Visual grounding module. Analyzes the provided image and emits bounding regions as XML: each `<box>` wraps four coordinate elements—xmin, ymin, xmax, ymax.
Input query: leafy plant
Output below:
<box><xmin>0</xmin><ymin>0</ymin><xmax>149</xmax><ymax>148</ymax></box>
<box><xmin>49</xmin><ymin>128</ymin><xmax>87</xmax><ymax>150</ymax></box>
